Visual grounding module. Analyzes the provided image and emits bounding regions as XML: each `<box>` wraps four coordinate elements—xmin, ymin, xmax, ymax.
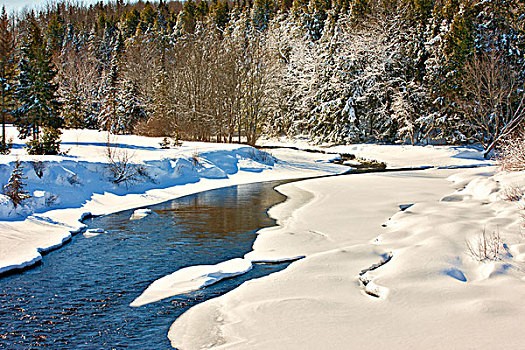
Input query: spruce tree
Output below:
<box><xmin>114</xmin><ymin>79</ymin><xmax>147</xmax><ymax>134</ymax></box>
<box><xmin>252</xmin><ymin>0</ymin><xmax>275</xmax><ymax>31</ymax></box>
<box><xmin>13</xmin><ymin>17</ymin><xmax>63</xmax><ymax>155</ymax></box>
<box><xmin>98</xmin><ymin>32</ymin><xmax>123</xmax><ymax>132</ymax></box>
<box><xmin>3</xmin><ymin>160</ymin><xmax>30</xmax><ymax>208</ymax></box>
<box><xmin>0</xmin><ymin>6</ymin><xmax>15</xmax><ymax>153</ymax></box>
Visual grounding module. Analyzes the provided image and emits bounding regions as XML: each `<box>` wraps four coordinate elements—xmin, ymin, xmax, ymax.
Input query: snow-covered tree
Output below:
<box><xmin>3</xmin><ymin>160</ymin><xmax>30</xmax><ymax>208</ymax></box>
<box><xmin>13</xmin><ymin>17</ymin><xmax>63</xmax><ymax>154</ymax></box>
<box><xmin>0</xmin><ymin>6</ymin><xmax>15</xmax><ymax>153</ymax></box>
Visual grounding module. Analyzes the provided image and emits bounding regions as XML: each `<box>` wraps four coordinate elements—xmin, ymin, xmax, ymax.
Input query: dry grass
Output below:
<box><xmin>466</xmin><ymin>228</ymin><xmax>504</xmax><ymax>262</ymax></box>
<box><xmin>501</xmin><ymin>186</ymin><xmax>524</xmax><ymax>202</ymax></box>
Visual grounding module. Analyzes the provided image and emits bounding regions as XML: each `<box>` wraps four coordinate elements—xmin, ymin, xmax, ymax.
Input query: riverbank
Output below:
<box><xmin>0</xmin><ymin>127</ymin><xmax>348</xmax><ymax>276</ymax></box>
<box><xmin>168</xmin><ymin>154</ymin><xmax>525</xmax><ymax>348</ymax></box>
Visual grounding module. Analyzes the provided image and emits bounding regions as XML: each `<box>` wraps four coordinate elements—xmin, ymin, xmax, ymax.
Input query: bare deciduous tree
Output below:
<box><xmin>458</xmin><ymin>51</ymin><xmax>525</xmax><ymax>158</ymax></box>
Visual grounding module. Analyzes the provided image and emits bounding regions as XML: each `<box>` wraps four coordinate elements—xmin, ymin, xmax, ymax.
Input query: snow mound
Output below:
<box><xmin>130</xmin><ymin>258</ymin><xmax>253</xmax><ymax>307</ymax></box>
<box><xmin>130</xmin><ymin>208</ymin><xmax>152</xmax><ymax>220</ymax></box>
<box><xmin>84</xmin><ymin>228</ymin><xmax>105</xmax><ymax>237</ymax></box>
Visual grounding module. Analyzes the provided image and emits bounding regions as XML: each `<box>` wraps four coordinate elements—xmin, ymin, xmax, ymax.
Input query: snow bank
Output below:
<box><xmin>131</xmin><ymin>258</ymin><xmax>253</xmax><ymax>307</ymax></box>
<box><xmin>259</xmin><ymin>136</ymin><xmax>494</xmax><ymax>169</ymax></box>
<box><xmin>169</xmin><ymin>165</ymin><xmax>525</xmax><ymax>349</ymax></box>
<box><xmin>0</xmin><ymin>126</ymin><xmax>347</xmax><ymax>276</ymax></box>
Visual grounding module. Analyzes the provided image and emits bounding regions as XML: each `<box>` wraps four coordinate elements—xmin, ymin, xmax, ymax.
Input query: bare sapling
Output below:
<box><xmin>104</xmin><ymin>132</ymin><xmax>148</xmax><ymax>186</ymax></box>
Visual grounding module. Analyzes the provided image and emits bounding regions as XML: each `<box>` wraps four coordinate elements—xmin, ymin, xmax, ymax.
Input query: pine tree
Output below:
<box><xmin>13</xmin><ymin>17</ymin><xmax>63</xmax><ymax>155</ymax></box>
<box><xmin>3</xmin><ymin>160</ymin><xmax>30</xmax><ymax>208</ymax></box>
<box><xmin>211</xmin><ymin>1</ymin><xmax>230</xmax><ymax>30</ymax></box>
<box><xmin>181</xmin><ymin>0</ymin><xmax>198</xmax><ymax>34</ymax></box>
<box><xmin>122</xmin><ymin>8</ymin><xmax>141</xmax><ymax>37</ymax></box>
<box><xmin>0</xmin><ymin>6</ymin><xmax>15</xmax><ymax>153</ymax></box>
<box><xmin>139</xmin><ymin>4</ymin><xmax>157</xmax><ymax>32</ymax></box>
<box><xmin>114</xmin><ymin>79</ymin><xmax>147</xmax><ymax>134</ymax></box>
<box><xmin>47</xmin><ymin>12</ymin><xmax>65</xmax><ymax>55</ymax></box>
<box><xmin>252</xmin><ymin>0</ymin><xmax>275</xmax><ymax>31</ymax></box>
<box><xmin>62</xmin><ymin>83</ymin><xmax>88</xmax><ymax>128</ymax></box>
<box><xmin>98</xmin><ymin>32</ymin><xmax>124</xmax><ymax>132</ymax></box>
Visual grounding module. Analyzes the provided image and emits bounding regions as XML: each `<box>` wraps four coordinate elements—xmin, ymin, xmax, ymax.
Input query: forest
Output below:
<box><xmin>0</xmin><ymin>0</ymin><xmax>523</xmax><ymax>155</ymax></box>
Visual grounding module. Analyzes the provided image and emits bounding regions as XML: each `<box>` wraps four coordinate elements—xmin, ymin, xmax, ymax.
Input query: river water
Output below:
<box><xmin>0</xmin><ymin>181</ymin><xmax>291</xmax><ymax>349</ymax></box>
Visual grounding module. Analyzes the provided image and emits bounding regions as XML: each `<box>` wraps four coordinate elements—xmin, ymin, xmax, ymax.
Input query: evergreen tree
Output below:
<box><xmin>181</xmin><ymin>0</ymin><xmax>198</xmax><ymax>34</ymax></box>
<box><xmin>211</xmin><ymin>1</ymin><xmax>230</xmax><ymax>30</ymax></box>
<box><xmin>62</xmin><ymin>83</ymin><xmax>88</xmax><ymax>128</ymax></box>
<box><xmin>122</xmin><ymin>8</ymin><xmax>141</xmax><ymax>37</ymax></box>
<box><xmin>139</xmin><ymin>4</ymin><xmax>157</xmax><ymax>32</ymax></box>
<box><xmin>13</xmin><ymin>17</ymin><xmax>63</xmax><ymax>155</ymax></box>
<box><xmin>114</xmin><ymin>79</ymin><xmax>147</xmax><ymax>134</ymax></box>
<box><xmin>3</xmin><ymin>160</ymin><xmax>30</xmax><ymax>208</ymax></box>
<box><xmin>47</xmin><ymin>11</ymin><xmax>65</xmax><ymax>55</ymax></box>
<box><xmin>252</xmin><ymin>0</ymin><xmax>275</xmax><ymax>31</ymax></box>
<box><xmin>0</xmin><ymin>6</ymin><xmax>15</xmax><ymax>153</ymax></box>
<box><xmin>98</xmin><ymin>31</ymin><xmax>124</xmax><ymax>132</ymax></box>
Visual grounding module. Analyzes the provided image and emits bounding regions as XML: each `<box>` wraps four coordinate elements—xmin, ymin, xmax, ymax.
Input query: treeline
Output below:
<box><xmin>0</xmin><ymin>0</ymin><xmax>523</xmax><ymax>155</ymax></box>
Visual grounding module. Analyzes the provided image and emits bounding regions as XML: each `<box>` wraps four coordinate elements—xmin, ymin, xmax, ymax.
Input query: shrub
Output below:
<box><xmin>466</xmin><ymin>228</ymin><xmax>504</xmax><ymax>262</ymax></box>
<box><xmin>30</xmin><ymin>161</ymin><xmax>46</xmax><ymax>178</ymax></box>
<box><xmin>248</xmin><ymin>148</ymin><xmax>274</xmax><ymax>163</ymax></box>
<box><xmin>159</xmin><ymin>137</ymin><xmax>182</xmax><ymax>149</ymax></box>
<box><xmin>105</xmin><ymin>134</ymin><xmax>148</xmax><ymax>186</ymax></box>
<box><xmin>26</xmin><ymin>127</ymin><xmax>62</xmax><ymax>155</ymax></box>
<box><xmin>501</xmin><ymin>186</ymin><xmax>524</xmax><ymax>202</ymax></box>
<box><xmin>498</xmin><ymin>130</ymin><xmax>525</xmax><ymax>172</ymax></box>
<box><xmin>190</xmin><ymin>152</ymin><xmax>200</xmax><ymax>167</ymax></box>
<box><xmin>0</xmin><ymin>138</ymin><xmax>12</xmax><ymax>155</ymax></box>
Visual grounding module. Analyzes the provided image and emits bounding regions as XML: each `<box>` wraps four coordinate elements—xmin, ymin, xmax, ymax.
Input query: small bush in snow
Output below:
<box><xmin>3</xmin><ymin>160</ymin><xmax>31</xmax><ymax>207</ymax></box>
<box><xmin>45</xmin><ymin>194</ymin><xmax>60</xmax><ymax>207</ymax></box>
<box><xmin>248</xmin><ymin>149</ymin><xmax>274</xmax><ymax>163</ymax></box>
<box><xmin>466</xmin><ymin>228</ymin><xmax>504</xmax><ymax>262</ymax></box>
<box><xmin>0</xmin><ymin>138</ymin><xmax>12</xmax><ymax>155</ymax></box>
<box><xmin>26</xmin><ymin>127</ymin><xmax>62</xmax><ymax>155</ymax></box>
<box><xmin>190</xmin><ymin>152</ymin><xmax>200</xmax><ymax>167</ymax></box>
<box><xmin>105</xmin><ymin>142</ymin><xmax>148</xmax><ymax>186</ymax></box>
<box><xmin>67</xmin><ymin>174</ymin><xmax>81</xmax><ymax>185</ymax></box>
<box><xmin>501</xmin><ymin>186</ymin><xmax>524</xmax><ymax>202</ymax></box>
<box><xmin>159</xmin><ymin>137</ymin><xmax>171</xmax><ymax>149</ymax></box>
<box><xmin>159</xmin><ymin>137</ymin><xmax>182</xmax><ymax>149</ymax></box>
<box><xmin>498</xmin><ymin>131</ymin><xmax>525</xmax><ymax>172</ymax></box>
<box><xmin>30</xmin><ymin>161</ymin><xmax>46</xmax><ymax>178</ymax></box>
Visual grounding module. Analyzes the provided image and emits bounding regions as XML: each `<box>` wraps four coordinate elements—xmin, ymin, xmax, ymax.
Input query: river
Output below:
<box><xmin>0</xmin><ymin>181</ymin><xmax>291</xmax><ymax>349</ymax></box>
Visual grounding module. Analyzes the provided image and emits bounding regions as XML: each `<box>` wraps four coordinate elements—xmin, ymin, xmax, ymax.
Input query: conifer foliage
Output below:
<box><xmin>3</xmin><ymin>0</ymin><xmax>524</xmax><ymax>152</ymax></box>
<box><xmin>3</xmin><ymin>160</ymin><xmax>31</xmax><ymax>208</ymax></box>
<box><xmin>14</xmin><ymin>16</ymin><xmax>63</xmax><ymax>155</ymax></box>
<box><xmin>0</xmin><ymin>6</ymin><xmax>15</xmax><ymax>154</ymax></box>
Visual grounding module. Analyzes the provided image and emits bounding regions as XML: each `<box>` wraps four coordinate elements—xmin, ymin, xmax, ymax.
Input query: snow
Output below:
<box><xmin>129</xmin><ymin>208</ymin><xmax>152</xmax><ymax>220</ymax></box>
<box><xmin>258</xmin><ymin>136</ymin><xmax>494</xmax><ymax>169</ymax></box>
<box><xmin>0</xmin><ymin>126</ymin><xmax>348</xmax><ymax>275</ymax></box>
<box><xmin>5</xmin><ymin>127</ymin><xmax>524</xmax><ymax>349</ymax></box>
<box><xmin>167</xmin><ymin>146</ymin><xmax>525</xmax><ymax>349</ymax></box>
<box><xmin>83</xmin><ymin>228</ymin><xmax>105</xmax><ymax>237</ymax></box>
<box><xmin>130</xmin><ymin>258</ymin><xmax>253</xmax><ymax>307</ymax></box>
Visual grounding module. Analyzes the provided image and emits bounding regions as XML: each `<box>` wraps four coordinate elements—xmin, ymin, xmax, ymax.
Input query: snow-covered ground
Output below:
<box><xmin>259</xmin><ymin>136</ymin><xmax>491</xmax><ymax>169</ymax></box>
<box><xmin>162</xmin><ymin>140</ymin><xmax>525</xmax><ymax>349</ymax></box>
<box><xmin>5</xmin><ymin>127</ymin><xmax>522</xmax><ymax>349</ymax></box>
<box><xmin>0</xmin><ymin>126</ymin><xmax>348</xmax><ymax>275</ymax></box>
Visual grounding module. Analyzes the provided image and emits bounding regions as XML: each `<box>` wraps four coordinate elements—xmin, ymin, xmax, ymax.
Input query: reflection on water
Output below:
<box><xmin>0</xmin><ymin>181</ymin><xmax>291</xmax><ymax>349</ymax></box>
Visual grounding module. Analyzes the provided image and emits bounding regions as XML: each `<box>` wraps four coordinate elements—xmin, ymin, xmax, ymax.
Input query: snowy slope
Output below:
<box><xmin>0</xmin><ymin>126</ymin><xmax>348</xmax><ymax>275</ymax></box>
